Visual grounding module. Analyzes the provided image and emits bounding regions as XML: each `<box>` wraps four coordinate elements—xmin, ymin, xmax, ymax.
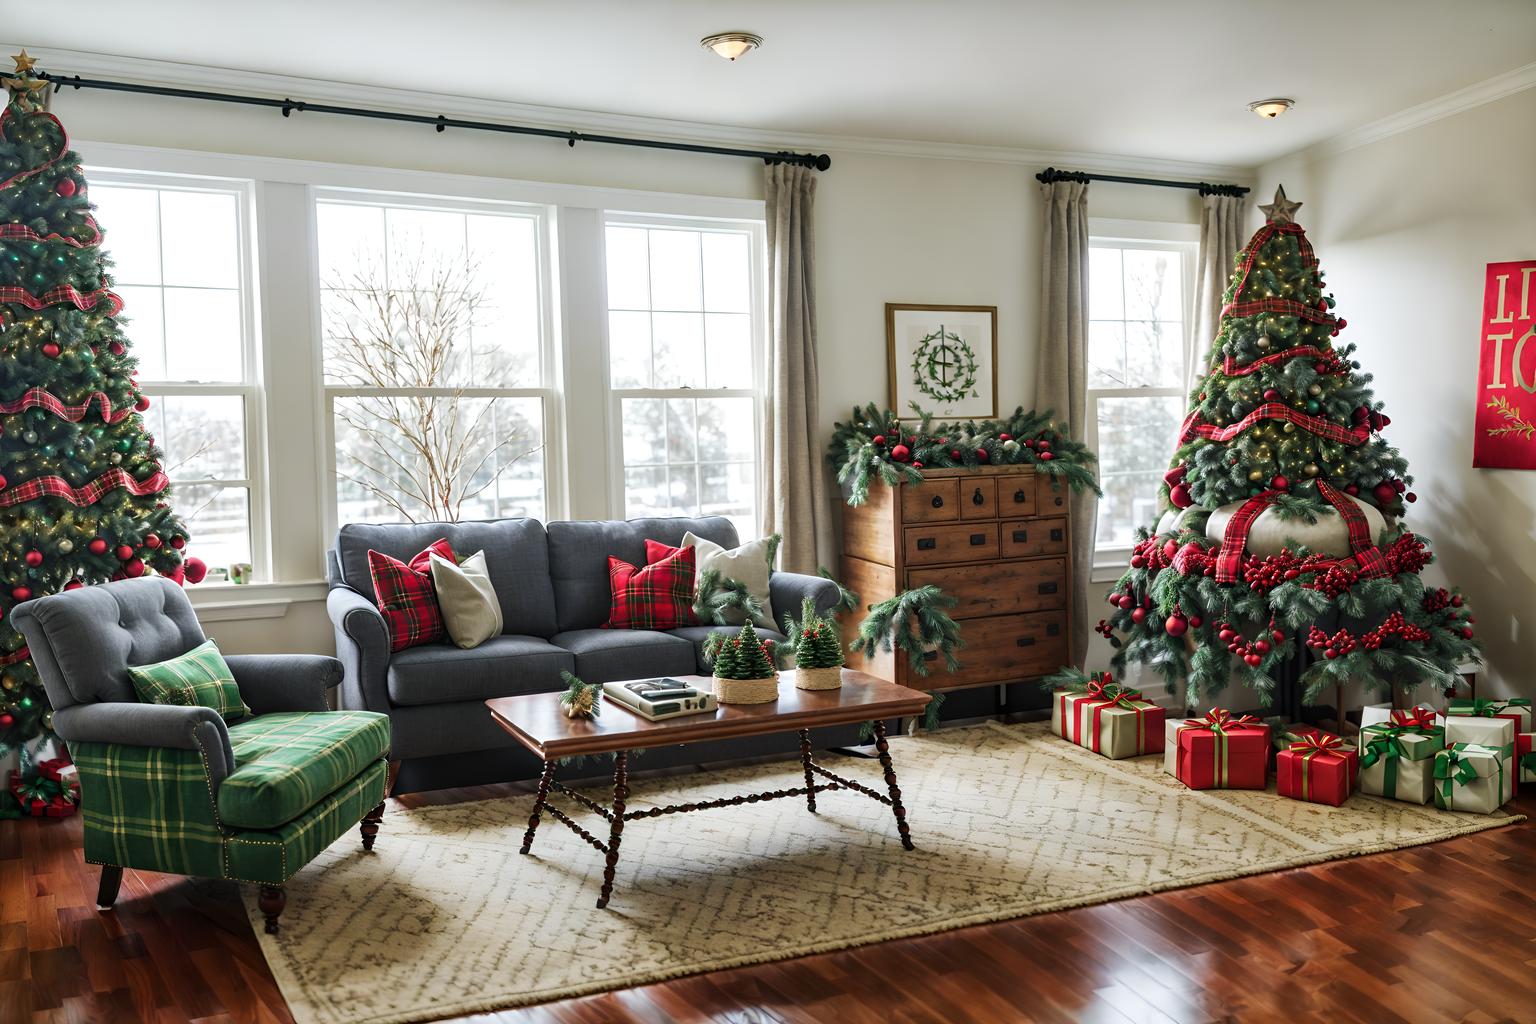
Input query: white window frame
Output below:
<box><xmin>598</xmin><ymin>212</ymin><xmax>768</xmax><ymax>531</ymax></box>
<box><xmin>1086</xmin><ymin>219</ymin><xmax>1199</xmax><ymax>580</ymax></box>
<box><xmin>88</xmin><ymin>169</ymin><xmax>271</xmax><ymax>581</ymax></box>
<box><xmin>312</xmin><ymin>188</ymin><xmax>563</xmax><ymax>538</ymax></box>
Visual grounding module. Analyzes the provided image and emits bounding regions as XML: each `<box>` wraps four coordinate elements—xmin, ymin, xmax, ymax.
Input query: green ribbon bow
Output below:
<box><xmin>1433</xmin><ymin>744</ymin><xmax>1507</xmax><ymax>811</ymax></box>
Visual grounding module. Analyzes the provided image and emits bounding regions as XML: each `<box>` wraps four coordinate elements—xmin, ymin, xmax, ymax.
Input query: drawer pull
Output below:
<box><xmin>931</xmin><ymin>495</ymin><xmax>945</xmax><ymax>509</ymax></box>
<box><xmin>1054</xmin><ymin>496</ymin><xmax>1064</xmax><ymax>507</ymax></box>
<box><xmin>1046</xmin><ymin>623</ymin><xmax>1061</xmax><ymax>637</ymax></box>
<box><xmin>1012</xmin><ymin>529</ymin><xmax>1028</xmax><ymax>543</ymax></box>
<box><xmin>972</xmin><ymin>487</ymin><xmax>985</xmax><ymax>506</ymax></box>
<box><xmin>1016</xmin><ymin>637</ymin><xmax>1036</xmax><ymax>647</ymax></box>
<box><xmin>1013</xmin><ymin>488</ymin><xmax>1027</xmax><ymax>503</ymax></box>
<box><xmin>1050</xmin><ymin>528</ymin><xmax>1064</xmax><ymax>542</ymax></box>
<box><xmin>969</xmin><ymin>533</ymin><xmax>987</xmax><ymax>546</ymax></box>
<box><xmin>923</xmin><ymin>650</ymin><xmax>938</xmax><ymax>662</ymax></box>
<box><xmin>1038</xmin><ymin>582</ymin><xmax>1059</xmax><ymax>595</ymax></box>
<box><xmin>917</xmin><ymin>537</ymin><xmax>937</xmax><ymax>551</ymax></box>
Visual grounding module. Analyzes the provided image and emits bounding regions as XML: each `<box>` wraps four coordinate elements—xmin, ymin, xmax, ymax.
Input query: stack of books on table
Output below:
<box><xmin>603</xmin><ymin>679</ymin><xmax>719</xmax><ymax>721</ymax></box>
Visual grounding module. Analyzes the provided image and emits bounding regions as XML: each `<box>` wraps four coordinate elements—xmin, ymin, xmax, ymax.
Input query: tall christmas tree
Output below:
<box><xmin>1100</xmin><ymin>186</ymin><xmax>1478</xmax><ymax>705</ymax></box>
<box><xmin>0</xmin><ymin>53</ymin><xmax>203</xmax><ymax>767</ymax></box>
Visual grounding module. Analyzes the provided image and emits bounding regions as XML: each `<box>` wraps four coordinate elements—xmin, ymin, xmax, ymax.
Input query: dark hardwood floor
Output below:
<box><xmin>4</xmin><ymin>778</ymin><xmax>1534</xmax><ymax>1024</ymax></box>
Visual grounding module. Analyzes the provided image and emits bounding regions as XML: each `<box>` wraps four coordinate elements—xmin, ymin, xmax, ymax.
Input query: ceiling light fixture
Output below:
<box><xmin>701</xmin><ymin>32</ymin><xmax>763</xmax><ymax>61</ymax></box>
<box><xmin>1248</xmin><ymin>98</ymin><xmax>1295</xmax><ymax>119</ymax></box>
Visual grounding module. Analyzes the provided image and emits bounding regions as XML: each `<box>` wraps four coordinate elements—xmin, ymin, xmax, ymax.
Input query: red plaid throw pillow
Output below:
<box><xmin>606</xmin><ymin>545</ymin><xmax>697</xmax><ymax>629</ymax></box>
<box><xmin>644</xmin><ymin>538</ymin><xmax>684</xmax><ymax>564</ymax></box>
<box><xmin>368</xmin><ymin>539</ymin><xmax>456</xmax><ymax>652</ymax></box>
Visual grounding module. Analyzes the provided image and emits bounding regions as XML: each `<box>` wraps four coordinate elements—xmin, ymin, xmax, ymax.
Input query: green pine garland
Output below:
<box><xmin>693</xmin><ymin>567</ymin><xmax>766</xmax><ymax>626</ymax></box>
<box><xmin>850</xmin><ymin>585</ymin><xmax>964</xmax><ymax>677</ymax></box>
<box><xmin>828</xmin><ymin>402</ymin><xmax>1100</xmax><ymax>506</ymax></box>
<box><xmin>816</xmin><ymin>566</ymin><xmax>861</xmax><ymax>618</ymax></box>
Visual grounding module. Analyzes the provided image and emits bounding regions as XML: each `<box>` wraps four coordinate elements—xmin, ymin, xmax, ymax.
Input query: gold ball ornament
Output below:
<box><xmin>1</xmin><ymin>675</ymin><xmax>13</xmax><ymax>691</ymax></box>
<box><xmin>1307</xmin><ymin>384</ymin><xmax>1322</xmax><ymax>397</ymax></box>
<box><xmin>1303</xmin><ymin>463</ymin><xmax>1320</xmax><ymax>477</ymax></box>
<box><xmin>1248</xmin><ymin>469</ymin><xmax>1265</xmax><ymax>482</ymax></box>
<box><xmin>1283</xmin><ymin>422</ymin><xmax>1296</xmax><ymax>433</ymax></box>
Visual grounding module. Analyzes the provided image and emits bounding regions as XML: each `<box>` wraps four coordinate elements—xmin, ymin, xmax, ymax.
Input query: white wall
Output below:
<box><xmin>47</xmin><ymin>84</ymin><xmax>1208</xmax><ymax>660</ymax></box>
<box><xmin>1252</xmin><ymin>87</ymin><xmax>1536</xmax><ymax>702</ymax></box>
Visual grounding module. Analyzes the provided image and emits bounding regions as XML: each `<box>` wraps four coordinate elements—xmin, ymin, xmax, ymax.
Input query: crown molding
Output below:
<box><xmin>6</xmin><ymin>44</ymin><xmax>1253</xmax><ymax>183</ymax></box>
<box><xmin>1293</xmin><ymin>60</ymin><xmax>1536</xmax><ymax>164</ymax></box>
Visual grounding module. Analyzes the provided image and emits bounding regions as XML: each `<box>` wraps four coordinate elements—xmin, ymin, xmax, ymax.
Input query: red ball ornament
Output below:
<box><xmin>1372</xmin><ymin>482</ymin><xmax>1397</xmax><ymax>505</ymax></box>
<box><xmin>1169</xmin><ymin>482</ymin><xmax>1192</xmax><ymax>509</ymax></box>
<box><xmin>998</xmin><ymin>433</ymin><xmax>1011</xmax><ymax>442</ymax></box>
<box><xmin>41</xmin><ymin>342</ymin><xmax>61</xmax><ymax>359</ymax></box>
<box><xmin>135</xmin><ymin>395</ymin><xmax>151</xmax><ymax>412</ymax></box>
<box><xmin>11</xmin><ymin>586</ymin><xmax>31</xmax><ymax>602</ymax></box>
<box><xmin>183</xmin><ymin>557</ymin><xmax>208</xmax><ymax>584</ymax></box>
<box><xmin>0</xmin><ymin>473</ymin><xmax>7</xmax><ymax>490</ymax></box>
<box><xmin>1040</xmin><ymin>451</ymin><xmax>1055</xmax><ymax>461</ymax></box>
<box><xmin>64</xmin><ymin>580</ymin><xmax>83</xmax><ymax>591</ymax></box>
<box><xmin>88</xmin><ymin>538</ymin><xmax>108</xmax><ymax>555</ymax></box>
<box><xmin>1405</xmin><ymin>492</ymin><xmax>1417</xmax><ymax>503</ymax></box>
<box><xmin>1189</xmin><ymin>615</ymin><xmax>1203</xmax><ymax>628</ymax></box>
<box><xmin>976</xmin><ymin>447</ymin><xmax>990</xmax><ymax>462</ymax></box>
<box><xmin>123</xmin><ymin>559</ymin><xmax>146</xmax><ymax>578</ymax></box>
<box><xmin>950</xmin><ymin>449</ymin><xmax>963</xmax><ymax>461</ymax></box>
<box><xmin>1263</xmin><ymin>389</ymin><xmax>1280</xmax><ymax>401</ymax></box>
<box><xmin>1461</xmin><ymin>626</ymin><xmax>1474</xmax><ymax>639</ymax></box>
<box><xmin>109</xmin><ymin>341</ymin><xmax>125</xmax><ymax>356</ymax></box>
<box><xmin>115</xmin><ymin>544</ymin><xmax>135</xmax><ymax>561</ymax></box>
<box><xmin>0</xmin><ymin>714</ymin><xmax>12</xmax><ymax>728</ymax></box>
<box><xmin>889</xmin><ymin>444</ymin><xmax>911</xmax><ymax>463</ymax></box>
<box><xmin>24</xmin><ymin>550</ymin><xmax>42</xmax><ymax>568</ymax></box>
<box><xmin>1037</xmin><ymin>440</ymin><xmax>1051</xmax><ymax>451</ymax></box>
<box><xmin>1024</xmin><ymin>438</ymin><xmax>1037</xmax><ymax>448</ymax></box>
<box><xmin>169</xmin><ymin>535</ymin><xmax>186</xmax><ymax>550</ymax></box>
<box><xmin>1165</xmin><ymin>614</ymin><xmax>1188</xmax><ymax>638</ymax></box>
<box><xmin>1130</xmin><ymin>607</ymin><xmax>1147</xmax><ymax>624</ymax></box>
<box><xmin>1271</xmin><ymin>475</ymin><xmax>1289</xmax><ymax>491</ymax></box>
<box><xmin>56</xmin><ymin>177</ymin><xmax>78</xmax><ymax>198</ymax></box>
<box><xmin>1451</xmin><ymin>595</ymin><xmax>1463</xmax><ymax>608</ymax></box>
<box><xmin>144</xmin><ymin>533</ymin><xmax>162</xmax><ymax>549</ymax></box>
<box><xmin>872</xmin><ymin>434</ymin><xmax>886</xmax><ymax>447</ymax></box>
<box><xmin>911</xmin><ymin>461</ymin><xmax>923</xmax><ymax>469</ymax></box>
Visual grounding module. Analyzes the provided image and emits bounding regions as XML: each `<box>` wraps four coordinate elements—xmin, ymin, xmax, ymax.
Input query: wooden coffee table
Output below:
<box><xmin>486</xmin><ymin>669</ymin><xmax>931</xmax><ymax>908</ymax></box>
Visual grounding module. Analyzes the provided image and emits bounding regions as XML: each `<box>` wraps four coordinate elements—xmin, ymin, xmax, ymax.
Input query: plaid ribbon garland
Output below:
<box><xmin>1215</xmin><ymin>490</ymin><xmax>1283</xmax><ymax>582</ymax></box>
<box><xmin>0</xmin><ymin>387</ymin><xmax>127</xmax><ymax>424</ymax></box>
<box><xmin>1180</xmin><ymin>402</ymin><xmax>1371</xmax><ymax>447</ymax></box>
<box><xmin>0</xmin><ymin>219</ymin><xmax>102</xmax><ymax>249</ymax></box>
<box><xmin>1315</xmin><ymin>480</ymin><xmax>1389</xmax><ymax>577</ymax></box>
<box><xmin>0</xmin><ymin>647</ymin><xmax>29</xmax><ymax>665</ymax></box>
<box><xmin>1220</xmin><ymin>296</ymin><xmax>1339</xmax><ymax>329</ymax></box>
<box><xmin>1221</xmin><ymin>345</ymin><xmax>1333</xmax><ymax>377</ymax></box>
<box><xmin>0</xmin><ymin>107</ymin><xmax>71</xmax><ymax>192</ymax></box>
<box><xmin>0</xmin><ymin>468</ymin><xmax>168</xmax><ymax>508</ymax></box>
<box><xmin>0</xmin><ymin>284</ymin><xmax>124</xmax><ymax>326</ymax></box>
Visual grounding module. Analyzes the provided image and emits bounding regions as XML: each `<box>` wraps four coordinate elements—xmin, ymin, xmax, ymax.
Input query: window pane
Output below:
<box><xmin>1096</xmin><ymin>471</ymin><xmax>1164</xmax><ymax>550</ymax></box>
<box><xmin>385</xmin><ymin>208</ymin><xmax>466</xmax><ymax>271</ymax></box>
<box><xmin>1095</xmin><ymin>396</ymin><xmax>1182</xmax><ymax>477</ymax></box>
<box><xmin>1124</xmin><ymin>320</ymin><xmax>1183</xmax><ymax>389</ymax></box>
<box><xmin>1089</xmin><ymin>247</ymin><xmax>1123</xmax><ymax>320</ymax></box>
<box><xmin>92</xmin><ymin>186</ymin><xmax>161</xmax><ymax>285</ymax></box>
<box><xmin>648</xmin><ymin>229</ymin><xmax>702</xmax><ymax>311</ymax></box>
<box><xmin>604</xmin><ymin>226</ymin><xmax>650</xmax><ymax>310</ymax></box>
<box><xmin>171</xmin><ymin>483</ymin><xmax>251</xmax><ymax>573</ymax></box>
<box><xmin>652</xmin><ymin>312</ymin><xmax>705</xmax><ymax>388</ymax></box>
<box><xmin>316</xmin><ymin>203</ymin><xmax>385</xmax><ymax>288</ymax></box>
<box><xmin>164</xmin><ymin>287</ymin><xmax>243</xmax><ymax>382</ymax></box>
<box><xmin>160</xmin><ymin>191</ymin><xmax>239</xmax><ymax>288</ymax></box>
<box><xmin>466</xmin><ymin>214</ymin><xmax>540</xmax><ymax>387</ymax></box>
<box><xmin>333</xmin><ymin>395</ymin><xmax>544</xmax><ymax>524</ymax></box>
<box><xmin>621</xmin><ymin>398</ymin><xmax>665</xmax><ymax>465</ymax></box>
<box><xmin>155</xmin><ymin>395</ymin><xmax>246</xmax><ymax>480</ymax></box>
<box><xmin>702</xmin><ymin>232</ymin><xmax>750</xmax><ymax>313</ymax></box>
<box><xmin>624</xmin><ymin>466</ymin><xmax>669</xmax><ymax>519</ymax></box>
<box><xmin>608</xmin><ymin>311</ymin><xmax>650</xmax><ymax>389</ymax></box>
<box><xmin>666</xmin><ymin>399</ymin><xmax>697</xmax><ymax>463</ymax></box>
<box><xmin>1123</xmin><ymin>248</ymin><xmax>1183</xmax><ymax>322</ymax></box>
<box><xmin>700</xmin><ymin>462</ymin><xmax>756</xmax><ymax>540</ymax></box>
<box><xmin>1087</xmin><ymin>320</ymin><xmax>1126</xmax><ymax>389</ymax></box>
<box><xmin>696</xmin><ymin>397</ymin><xmax>755</xmax><ymax>462</ymax></box>
<box><xmin>704</xmin><ymin>313</ymin><xmax>752</xmax><ymax>388</ymax></box>
<box><xmin>114</xmin><ymin>285</ymin><xmax>166</xmax><ymax>380</ymax></box>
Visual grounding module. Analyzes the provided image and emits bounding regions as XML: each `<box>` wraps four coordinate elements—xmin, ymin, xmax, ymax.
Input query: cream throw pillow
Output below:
<box><xmin>429</xmin><ymin>550</ymin><xmax>503</xmax><ymax>649</ymax></box>
<box><xmin>683</xmin><ymin>531</ymin><xmax>775</xmax><ymax>629</ymax></box>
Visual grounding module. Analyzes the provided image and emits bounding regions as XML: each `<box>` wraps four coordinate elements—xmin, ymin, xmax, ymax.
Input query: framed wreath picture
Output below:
<box><xmin>886</xmin><ymin>303</ymin><xmax>998</xmax><ymax>419</ymax></box>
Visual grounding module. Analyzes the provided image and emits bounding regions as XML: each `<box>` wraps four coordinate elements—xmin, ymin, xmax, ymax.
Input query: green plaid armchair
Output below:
<box><xmin>13</xmin><ymin>577</ymin><xmax>391</xmax><ymax>934</ymax></box>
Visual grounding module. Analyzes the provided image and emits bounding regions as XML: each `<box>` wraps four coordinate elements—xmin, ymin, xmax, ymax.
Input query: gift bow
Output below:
<box><xmin>1288</xmin><ymin>732</ymin><xmax>1348</xmax><ymax>755</ymax></box>
<box><xmin>1390</xmin><ymin>707</ymin><xmax>1438</xmax><ymax>731</ymax></box>
<box><xmin>1358</xmin><ymin>731</ymin><xmax>1407</xmax><ymax>770</ymax></box>
<box><xmin>1185</xmin><ymin>709</ymin><xmax>1261</xmax><ymax>733</ymax></box>
<box><xmin>1084</xmin><ymin>678</ymin><xmax>1146</xmax><ymax>708</ymax></box>
<box><xmin>1433</xmin><ymin>748</ymin><xmax>1483</xmax><ymax>809</ymax></box>
<box><xmin>1451</xmin><ymin>697</ymin><xmax>1532</xmax><ymax>718</ymax></box>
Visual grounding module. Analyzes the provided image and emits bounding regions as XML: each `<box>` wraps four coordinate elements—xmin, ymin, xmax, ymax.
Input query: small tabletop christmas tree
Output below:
<box><xmin>1102</xmin><ymin>187</ymin><xmax>1478</xmax><ymax>706</ymax></box>
<box><xmin>0</xmin><ymin>53</ymin><xmax>202</xmax><ymax>771</ymax></box>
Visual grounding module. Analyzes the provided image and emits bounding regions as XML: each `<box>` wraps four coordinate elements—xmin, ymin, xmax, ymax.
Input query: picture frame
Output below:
<box><xmin>885</xmin><ymin>303</ymin><xmax>998</xmax><ymax>420</ymax></box>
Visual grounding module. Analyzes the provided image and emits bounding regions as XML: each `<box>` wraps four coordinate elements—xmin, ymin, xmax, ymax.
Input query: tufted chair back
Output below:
<box><xmin>11</xmin><ymin>576</ymin><xmax>207</xmax><ymax>716</ymax></box>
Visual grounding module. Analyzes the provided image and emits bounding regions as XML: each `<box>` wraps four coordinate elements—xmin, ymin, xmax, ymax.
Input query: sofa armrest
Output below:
<box><xmin>53</xmin><ymin>702</ymin><xmax>234</xmax><ymax>787</ymax></box>
<box><xmin>225</xmin><ymin>654</ymin><xmax>339</xmax><ymax>715</ymax></box>
<box><xmin>327</xmin><ymin>585</ymin><xmax>393</xmax><ymax>714</ymax></box>
<box><xmin>769</xmin><ymin>571</ymin><xmax>842</xmax><ymax>632</ymax></box>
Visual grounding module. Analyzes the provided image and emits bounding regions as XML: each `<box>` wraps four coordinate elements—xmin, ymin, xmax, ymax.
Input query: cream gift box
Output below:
<box><xmin>1432</xmin><ymin>743</ymin><xmax>1513</xmax><ymax>814</ymax></box>
<box><xmin>1357</xmin><ymin>718</ymin><xmax>1442</xmax><ymax>805</ymax></box>
<box><xmin>1051</xmin><ymin>687</ymin><xmax>1164</xmax><ymax>760</ymax></box>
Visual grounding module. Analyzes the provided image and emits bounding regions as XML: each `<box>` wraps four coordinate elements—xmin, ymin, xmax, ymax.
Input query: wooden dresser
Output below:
<box><xmin>839</xmin><ymin>466</ymin><xmax>1071</xmax><ymax>693</ymax></box>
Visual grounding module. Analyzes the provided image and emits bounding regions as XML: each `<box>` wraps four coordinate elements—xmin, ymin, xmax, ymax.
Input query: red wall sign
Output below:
<box><xmin>1473</xmin><ymin>260</ymin><xmax>1536</xmax><ymax>469</ymax></box>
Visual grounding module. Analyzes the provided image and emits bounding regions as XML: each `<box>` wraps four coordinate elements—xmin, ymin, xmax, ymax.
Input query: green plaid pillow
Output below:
<box><xmin>127</xmin><ymin>639</ymin><xmax>251</xmax><ymax>722</ymax></box>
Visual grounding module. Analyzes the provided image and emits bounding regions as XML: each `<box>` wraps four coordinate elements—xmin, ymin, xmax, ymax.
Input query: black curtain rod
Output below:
<box><xmin>37</xmin><ymin>69</ymin><xmax>833</xmax><ymax>171</ymax></box>
<box><xmin>1036</xmin><ymin>166</ymin><xmax>1247</xmax><ymax>197</ymax></box>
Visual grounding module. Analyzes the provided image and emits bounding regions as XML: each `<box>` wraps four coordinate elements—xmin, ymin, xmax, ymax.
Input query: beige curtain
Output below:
<box><xmin>762</xmin><ymin>163</ymin><xmax>832</xmax><ymax>573</ymax></box>
<box><xmin>1189</xmin><ymin>193</ymin><xmax>1247</xmax><ymax>389</ymax></box>
<box><xmin>1035</xmin><ymin>179</ymin><xmax>1094</xmax><ymax>665</ymax></box>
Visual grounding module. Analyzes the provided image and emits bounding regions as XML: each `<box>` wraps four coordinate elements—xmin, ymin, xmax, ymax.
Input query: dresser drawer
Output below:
<box><xmin>908</xmin><ymin>557</ymin><xmax>1067</xmax><ymax>617</ymax></box>
<box><xmin>903</xmin><ymin>522</ymin><xmax>998</xmax><ymax>565</ymax></box>
<box><xmin>908</xmin><ymin>610</ymin><xmax>1067</xmax><ymax>687</ymax></box>
<box><xmin>1000</xmin><ymin>476</ymin><xmax>1037</xmax><ymax>516</ymax></box>
<box><xmin>958</xmin><ymin>478</ymin><xmax>998</xmax><ymax>520</ymax></box>
<box><xmin>1039</xmin><ymin>479</ymin><xmax>1068</xmax><ymax>513</ymax></box>
<box><xmin>1001</xmin><ymin>516</ymin><xmax>1068</xmax><ymax>559</ymax></box>
<box><xmin>902</xmin><ymin>478</ymin><xmax>959</xmax><ymax>523</ymax></box>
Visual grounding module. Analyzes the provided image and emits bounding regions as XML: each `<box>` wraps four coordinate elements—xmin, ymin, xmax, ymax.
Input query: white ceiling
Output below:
<box><xmin>9</xmin><ymin>0</ymin><xmax>1536</xmax><ymax>168</ymax></box>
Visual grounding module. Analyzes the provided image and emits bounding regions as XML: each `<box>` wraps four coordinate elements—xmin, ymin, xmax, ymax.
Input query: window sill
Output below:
<box><xmin>185</xmin><ymin>579</ymin><xmax>329</xmax><ymax>622</ymax></box>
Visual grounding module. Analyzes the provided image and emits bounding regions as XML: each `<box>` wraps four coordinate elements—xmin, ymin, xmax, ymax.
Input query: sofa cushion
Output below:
<box><xmin>335</xmin><ymin>519</ymin><xmax>557</xmax><ymax>637</ymax></box>
<box><xmin>548</xmin><ymin>517</ymin><xmax>740</xmax><ymax>632</ymax></box>
<box><xmin>128</xmin><ymin>638</ymin><xmax>252</xmax><ymax>722</ymax></box>
<box><xmin>606</xmin><ymin>546</ymin><xmax>697</xmax><ymax>630</ymax></box>
<box><xmin>668</xmin><ymin>625</ymin><xmax>787</xmax><ymax>675</ymax></box>
<box><xmin>387</xmin><ymin>635</ymin><xmax>574</xmax><ymax>707</ymax></box>
<box><xmin>430</xmin><ymin>550</ymin><xmax>503</xmax><ymax>649</ymax></box>
<box><xmin>218</xmin><ymin>711</ymin><xmax>391</xmax><ymax>830</ymax></box>
<box><xmin>369</xmin><ymin>539</ymin><xmax>454</xmax><ymax>652</ymax></box>
<box><xmin>549</xmin><ymin>628</ymin><xmax>697</xmax><ymax>683</ymax></box>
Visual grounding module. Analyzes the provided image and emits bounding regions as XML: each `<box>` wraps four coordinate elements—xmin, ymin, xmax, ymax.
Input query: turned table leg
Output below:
<box><xmin>798</xmin><ymin>728</ymin><xmax>818</xmax><ymax>813</ymax></box>
<box><xmin>596</xmin><ymin>751</ymin><xmax>629</xmax><ymax>909</ymax></box>
<box><xmin>521</xmin><ymin>758</ymin><xmax>557</xmax><ymax>855</ymax></box>
<box><xmin>96</xmin><ymin>865</ymin><xmax>123</xmax><ymax>910</ymax></box>
<box><xmin>257</xmin><ymin>885</ymin><xmax>286</xmax><ymax>935</ymax></box>
<box><xmin>872</xmin><ymin>720</ymin><xmax>915</xmax><ymax>851</ymax></box>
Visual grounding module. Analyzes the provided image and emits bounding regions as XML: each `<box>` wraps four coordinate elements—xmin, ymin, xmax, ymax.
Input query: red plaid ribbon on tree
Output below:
<box><xmin>0</xmin><ymin>387</ymin><xmax>127</xmax><ymax>424</ymax></box>
<box><xmin>0</xmin><ymin>467</ymin><xmax>168</xmax><ymax>509</ymax></box>
<box><xmin>0</xmin><ymin>284</ymin><xmax>123</xmax><ymax>325</ymax></box>
<box><xmin>0</xmin><ymin>219</ymin><xmax>102</xmax><ymax>249</ymax></box>
<box><xmin>1221</xmin><ymin>345</ymin><xmax>1332</xmax><ymax>377</ymax></box>
<box><xmin>1215</xmin><ymin>489</ymin><xmax>1284</xmax><ymax>582</ymax></box>
<box><xmin>0</xmin><ymin>107</ymin><xmax>72</xmax><ymax>191</ymax></box>
<box><xmin>1220</xmin><ymin>296</ymin><xmax>1338</xmax><ymax>328</ymax></box>
<box><xmin>1</xmin><ymin>647</ymin><xmax>30</xmax><ymax>666</ymax></box>
<box><xmin>1316</xmin><ymin>480</ymin><xmax>1388</xmax><ymax>577</ymax></box>
<box><xmin>1180</xmin><ymin>402</ymin><xmax>1371</xmax><ymax>447</ymax></box>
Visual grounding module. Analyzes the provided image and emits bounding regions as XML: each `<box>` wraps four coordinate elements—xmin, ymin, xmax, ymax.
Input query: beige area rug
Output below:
<box><xmin>246</xmin><ymin>721</ymin><xmax>1522</xmax><ymax>1024</ymax></box>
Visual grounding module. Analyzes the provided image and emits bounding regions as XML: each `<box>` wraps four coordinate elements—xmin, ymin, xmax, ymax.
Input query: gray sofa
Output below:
<box><xmin>327</xmin><ymin>516</ymin><xmax>851</xmax><ymax>793</ymax></box>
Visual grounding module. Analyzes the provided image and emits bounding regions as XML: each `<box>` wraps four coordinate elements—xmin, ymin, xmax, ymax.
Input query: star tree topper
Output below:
<box><xmin>1259</xmin><ymin>184</ymin><xmax>1302</xmax><ymax>225</ymax></box>
<box><xmin>4</xmin><ymin>50</ymin><xmax>48</xmax><ymax>112</ymax></box>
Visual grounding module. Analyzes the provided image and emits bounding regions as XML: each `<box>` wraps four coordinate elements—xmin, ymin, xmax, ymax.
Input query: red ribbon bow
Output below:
<box><xmin>1391</xmin><ymin>707</ymin><xmax>1437</xmax><ymax>731</ymax></box>
<box><xmin>1288</xmin><ymin>732</ymin><xmax>1347</xmax><ymax>755</ymax></box>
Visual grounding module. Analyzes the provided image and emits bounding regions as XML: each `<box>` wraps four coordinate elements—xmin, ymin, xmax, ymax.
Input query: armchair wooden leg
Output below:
<box><xmin>360</xmin><ymin>801</ymin><xmax>385</xmax><ymax>851</ymax></box>
<box><xmin>385</xmin><ymin>759</ymin><xmax>401</xmax><ymax>797</ymax></box>
<box><xmin>257</xmin><ymin>885</ymin><xmax>286</xmax><ymax>935</ymax></box>
<box><xmin>96</xmin><ymin>865</ymin><xmax>123</xmax><ymax>911</ymax></box>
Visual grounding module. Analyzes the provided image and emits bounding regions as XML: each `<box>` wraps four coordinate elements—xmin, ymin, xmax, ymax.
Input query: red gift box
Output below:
<box><xmin>1172</xmin><ymin>710</ymin><xmax>1272</xmax><ymax>790</ymax></box>
<box><xmin>1276</xmin><ymin>731</ymin><xmax>1359</xmax><ymax>806</ymax></box>
<box><xmin>7</xmin><ymin>756</ymin><xmax>81</xmax><ymax>819</ymax></box>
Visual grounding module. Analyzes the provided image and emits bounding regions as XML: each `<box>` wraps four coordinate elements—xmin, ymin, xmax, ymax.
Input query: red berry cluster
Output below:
<box><xmin>1308</xmin><ymin>611</ymin><xmax>1433</xmax><ymax>659</ymax></box>
<box><xmin>1243</xmin><ymin>552</ymin><xmax>1303</xmax><ymax>592</ymax></box>
<box><xmin>1384</xmin><ymin>533</ymin><xmax>1431</xmax><ymax>575</ymax></box>
<box><xmin>1094</xmin><ymin>618</ymin><xmax>1116</xmax><ymax>639</ymax></box>
<box><xmin>1129</xmin><ymin>535</ymin><xmax>1179</xmax><ymax>571</ymax></box>
<box><xmin>1422</xmin><ymin>587</ymin><xmax>1450</xmax><ymax>614</ymax></box>
<box><xmin>1307</xmin><ymin>563</ymin><xmax>1358</xmax><ymax>598</ymax></box>
<box><xmin>1218</xmin><ymin>621</ymin><xmax>1283</xmax><ymax>667</ymax></box>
